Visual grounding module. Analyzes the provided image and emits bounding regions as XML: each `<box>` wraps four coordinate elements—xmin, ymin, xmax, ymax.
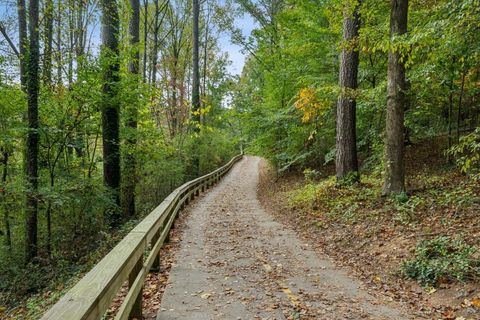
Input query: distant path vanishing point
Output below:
<box><xmin>158</xmin><ymin>156</ymin><xmax>414</xmax><ymax>320</ymax></box>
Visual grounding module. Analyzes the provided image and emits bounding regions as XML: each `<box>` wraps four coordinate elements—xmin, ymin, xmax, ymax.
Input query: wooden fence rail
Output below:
<box><xmin>41</xmin><ymin>154</ymin><xmax>243</xmax><ymax>320</ymax></box>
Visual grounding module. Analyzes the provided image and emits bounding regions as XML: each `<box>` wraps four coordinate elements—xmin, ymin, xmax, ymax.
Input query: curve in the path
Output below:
<box><xmin>158</xmin><ymin>156</ymin><xmax>413</xmax><ymax>320</ymax></box>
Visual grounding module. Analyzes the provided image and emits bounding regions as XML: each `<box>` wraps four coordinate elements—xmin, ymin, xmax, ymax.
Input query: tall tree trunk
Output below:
<box><xmin>122</xmin><ymin>0</ymin><xmax>140</xmax><ymax>219</ymax></box>
<box><xmin>456</xmin><ymin>71</ymin><xmax>466</xmax><ymax>142</ymax></box>
<box><xmin>1</xmin><ymin>149</ymin><xmax>11</xmax><ymax>248</ymax></box>
<box><xmin>100</xmin><ymin>0</ymin><xmax>121</xmax><ymax>225</ymax></box>
<box><xmin>43</xmin><ymin>0</ymin><xmax>54</xmax><ymax>86</ymax></box>
<box><xmin>447</xmin><ymin>79</ymin><xmax>454</xmax><ymax>163</ymax></box>
<box><xmin>192</xmin><ymin>0</ymin><xmax>200</xmax><ymax>118</ymax></box>
<box><xmin>335</xmin><ymin>0</ymin><xmax>360</xmax><ymax>182</ymax></box>
<box><xmin>18</xmin><ymin>0</ymin><xmax>28</xmax><ymax>91</ymax></box>
<box><xmin>67</xmin><ymin>0</ymin><xmax>74</xmax><ymax>84</ymax></box>
<box><xmin>151</xmin><ymin>0</ymin><xmax>160</xmax><ymax>85</ymax></box>
<box><xmin>201</xmin><ymin>4</ymin><xmax>210</xmax><ymax>94</ymax></box>
<box><xmin>383</xmin><ymin>0</ymin><xmax>408</xmax><ymax>195</ymax></box>
<box><xmin>56</xmin><ymin>0</ymin><xmax>62</xmax><ymax>85</ymax></box>
<box><xmin>74</xmin><ymin>0</ymin><xmax>86</xmax><ymax>158</ymax></box>
<box><xmin>191</xmin><ymin>0</ymin><xmax>200</xmax><ymax>175</ymax></box>
<box><xmin>46</xmin><ymin>173</ymin><xmax>54</xmax><ymax>257</ymax></box>
<box><xmin>142</xmin><ymin>0</ymin><xmax>148</xmax><ymax>83</ymax></box>
<box><xmin>25</xmin><ymin>0</ymin><xmax>40</xmax><ymax>263</ymax></box>
<box><xmin>201</xmin><ymin>3</ymin><xmax>211</xmax><ymax>126</ymax></box>
<box><xmin>171</xmin><ymin>62</ymin><xmax>178</xmax><ymax>138</ymax></box>
<box><xmin>75</xmin><ymin>0</ymin><xmax>85</xmax><ymax>59</ymax></box>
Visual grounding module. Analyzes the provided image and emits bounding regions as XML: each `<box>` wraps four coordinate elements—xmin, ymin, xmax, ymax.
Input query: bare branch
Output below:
<box><xmin>0</xmin><ymin>22</ymin><xmax>20</xmax><ymax>58</ymax></box>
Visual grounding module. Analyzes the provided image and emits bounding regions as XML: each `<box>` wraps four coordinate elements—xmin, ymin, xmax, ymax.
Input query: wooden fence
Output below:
<box><xmin>41</xmin><ymin>154</ymin><xmax>243</xmax><ymax>320</ymax></box>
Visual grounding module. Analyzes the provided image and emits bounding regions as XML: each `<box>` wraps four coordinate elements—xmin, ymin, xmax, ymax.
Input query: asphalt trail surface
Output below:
<box><xmin>158</xmin><ymin>156</ymin><xmax>412</xmax><ymax>320</ymax></box>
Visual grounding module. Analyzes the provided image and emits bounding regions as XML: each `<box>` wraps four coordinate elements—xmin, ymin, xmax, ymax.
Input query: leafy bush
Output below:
<box><xmin>303</xmin><ymin>168</ymin><xmax>321</xmax><ymax>183</ymax></box>
<box><xmin>402</xmin><ymin>236</ymin><xmax>480</xmax><ymax>286</ymax></box>
<box><xmin>448</xmin><ymin>127</ymin><xmax>480</xmax><ymax>179</ymax></box>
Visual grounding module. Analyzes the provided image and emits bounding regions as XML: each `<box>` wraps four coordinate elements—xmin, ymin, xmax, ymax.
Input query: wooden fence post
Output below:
<box><xmin>128</xmin><ymin>257</ymin><xmax>143</xmax><ymax>319</ymax></box>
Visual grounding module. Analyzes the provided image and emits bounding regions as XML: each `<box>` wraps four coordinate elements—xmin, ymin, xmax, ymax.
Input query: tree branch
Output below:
<box><xmin>0</xmin><ymin>22</ymin><xmax>20</xmax><ymax>58</ymax></box>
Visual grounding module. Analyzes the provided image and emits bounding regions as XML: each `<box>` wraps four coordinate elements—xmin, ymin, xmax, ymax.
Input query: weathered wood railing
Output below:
<box><xmin>41</xmin><ymin>154</ymin><xmax>243</xmax><ymax>320</ymax></box>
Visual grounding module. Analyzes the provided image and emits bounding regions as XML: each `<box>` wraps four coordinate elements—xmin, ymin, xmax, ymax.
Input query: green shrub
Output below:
<box><xmin>303</xmin><ymin>168</ymin><xmax>321</xmax><ymax>183</ymax></box>
<box><xmin>402</xmin><ymin>236</ymin><xmax>480</xmax><ymax>286</ymax></box>
<box><xmin>448</xmin><ymin>127</ymin><xmax>480</xmax><ymax>179</ymax></box>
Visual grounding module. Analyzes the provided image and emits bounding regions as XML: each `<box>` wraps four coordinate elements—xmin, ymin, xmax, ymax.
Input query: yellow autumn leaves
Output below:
<box><xmin>294</xmin><ymin>88</ymin><xmax>330</xmax><ymax>123</ymax></box>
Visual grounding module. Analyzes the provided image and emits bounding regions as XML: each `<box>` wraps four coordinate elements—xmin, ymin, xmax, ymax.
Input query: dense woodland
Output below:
<box><xmin>0</xmin><ymin>0</ymin><xmax>479</xmax><ymax>317</ymax></box>
<box><xmin>0</xmin><ymin>0</ymin><xmax>239</xmax><ymax>313</ymax></box>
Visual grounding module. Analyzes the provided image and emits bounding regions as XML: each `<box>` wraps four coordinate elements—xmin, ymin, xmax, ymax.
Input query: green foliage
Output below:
<box><xmin>402</xmin><ymin>236</ymin><xmax>480</xmax><ymax>286</ymax></box>
<box><xmin>336</xmin><ymin>171</ymin><xmax>360</xmax><ymax>186</ymax></box>
<box><xmin>234</xmin><ymin>0</ymin><xmax>480</xmax><ymax>179</ymax></box>
<box><xmin>232</xmin><ymin>0</ymin><xmax>338</xmax><ymax>170</ymax></box>
<box><xmin>303</xmin><ymin>168</ymin><xmax>321</xmax><ymax>183</ymax></box>
<box><xmin>288</xmin><ymin>174</ymin><xmax>381</xmax><ymax>224</ymax></box>
<box><xmin>393</xmin><ymin>195</ymin><xmax>422</xmax><ymax>225</ymax></box>
<box><xmin>0</xmin><ymin>0</ymin><xmax>239</xmax><ymax>310</ymax></box>
<box><xmin>448</xmin><ymin>127</ymin><xmax>480</xmax><ymax>179</ymax></box>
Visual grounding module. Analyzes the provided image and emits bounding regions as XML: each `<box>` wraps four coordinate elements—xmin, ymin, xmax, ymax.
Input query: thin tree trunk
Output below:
<box><xmin>46</xmin><ymin>173</ymin><xmax>54</xmax><ymax>257</ymax></box>
<box><xmin>43</xmin><ymin>0</ymin><xmax>54</xmax><ymax>86</ymax></box>
<box><xmin>68</xmin><ymin>0</ymin><xmax>74</xmax><ymax>84</ymax></box>
<box><xmin>56</xmin><ymin>0</ymin><xmax>62</xmax><ymax>85</ymax></box>
<box><xmin>25</xmin><ymin>0</ymin><xmax>40</xmax><ymax>263</ymax></box>
<box><xmin>335</xmin><ymin>0</ymin><xmax>360</xmax><ymax>182</ymax></box>
<box><xmin>142</xmin><ymin>0</ymin><xmax>148</xmax><ymax>83</ymax></box>
<box><xmin>456</xmin><ymin>71</ymin><xmax>466</xmax><ymax>142</ymax></box>
<box><xmin>151</xmin><ymin>0</ymin><xmax>160</xmax><ymax>85</ymax></box>
<box><xmin>73</xmin><ymin>0</ymin><xmax>87</xmax><ymax>158</ymax></box>
<box><xmin>383</xmin><ymin>0</ymin><xmax>408</xmax><ymax>195</ymax></box>
<box><xmin>191</xmin><ymin>0</ymin><xmax>200</xmax><ymax>176</ymax></box>
<box><xmin>100</xmin><ymin>0</ymin><xmax>121</xmax><ymax>225</ymax></box>
<box><xmin>75</xmin><ymin>0</ymin><xmax>85</xmax><ymax>59</ymax></box>
<box><xmin>192</xmin><ymin>0</ymin><xmax>200</xmax><ymax>118</ymax></box>
<box><xmin>18</xmin><ymin>0</ymin><xmax>28</xmax><ymax>91</ymax></box>
<box><xmin>201</xmin><ymin>3</ymin><xmax>210</xmax><ymax>98</ymax></box>
<box><xmin>201</xmin><ymin>3</ymin><xmax>211</xmax><ymax>126</ymax></box>
<box><xmin>122</xmin><ymin>0</ymin><xmax>140</xmax><ymax>219</ymax></box>
<box><xmin>447</xmin><ymin>79</ymin><xmax>454</xmax><ymax>152</ymax></box>
<box><xmin>1</xmin><ymin>149</ymin><xmax>11</xmax><ymax>248</ymax></box>
<box><xmin>171</xmin><ymin>62</ymin><xmax>178</xmax><ymax>137</ymax></box>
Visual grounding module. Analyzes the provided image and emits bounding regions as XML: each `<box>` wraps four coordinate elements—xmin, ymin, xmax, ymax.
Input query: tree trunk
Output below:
<box><xmin>1</xmin><ymin>149</ymin><xmax>11</xmax><ymax>248</ymax></box>
<box><xmin>25</xmin><ymin>0</ymin><xmax>40</xmax><ymax>263</ymax></box>
<box><xmin>456</xmin><ymin>71</ymin><xmax>466</xmax><ymax>142</ymax></box>
<box><xmin>46</xmin><ymin>173</ymin><xmax>54</xmax><ymax>257</ymax></box>
<box><xmin>447</xmin><ymin>78</ymin><xmax>453</xmax><ymax>154</ymax></box>
<box><xmin>191</xmin><ymin>0</ymin><xmax>201</xmax><ymax>176</ymax></box>
<box><xmin>43</xmin><ymin>0</ymin><xmax>54</xmax><ymax>86</ymax></box>
<box><xmin>18</xmin><ymin>0</ymin><xmax>28</xmax><ymax>91</ymax></box>
<box><xmin>383</xmin><ymin>0</ymin><xmax>408</xmax><ymax>195</ymax></box>
<box><xmin>75</xmin><ymin>0</ymin><xmax>85</xmax><ymax>59</ymax></box>
<box><xmin>171</xmin><ymin>63</ymin><xmax>178</xmax><ymax>138</ymax></box>
<box><xmin>151</xmin><ymin>0</ymin><xmax>160</xmax><ymax>85</ymax></box>
<box><xmin>201</xmin><ymin>3</ymin><xmax>211</xmax><ymax>126</ymax></box>
<box><xmin>56</xmin><ymin>0</ymin><xmax>62</xmax><ymax>85</ymax></box>
<box><xmin>192</xmin><ymin>0</ymin><xmax>200</xmax><ymax>119</ymax></box>
<box><xmin>142</xmin><ymin>0</ymin><xmax>148</xmax><ymax>83</ymax></box>
<box><xmin>335</xmin><ymin>1</ymin><xmax>360</xmax><ymax>182</ymax></box>
<box><xmin>67</xmin><ymin>0</ymin><xmax>74</xmax><ymax>84</ymax></box>
<box><xmin>74</xmin><ymin>0</ymin><xmax>86</xmax><ymax>158</ymax></box>
<box><xmin>122</xmin><ymin>0</ymin><xmax>140</xmax><ymax>219</ymax></box>
<box><xmin>100</xmin><ymin>0</ymin><xmax>121</xmax><ymax>225</ymax></box>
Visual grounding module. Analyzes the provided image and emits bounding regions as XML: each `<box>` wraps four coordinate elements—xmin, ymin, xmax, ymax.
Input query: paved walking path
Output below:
<box><xmin>158</xmin><ymin>156</ymin><xmax>412</xmax><ymax>319</ymax></box>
